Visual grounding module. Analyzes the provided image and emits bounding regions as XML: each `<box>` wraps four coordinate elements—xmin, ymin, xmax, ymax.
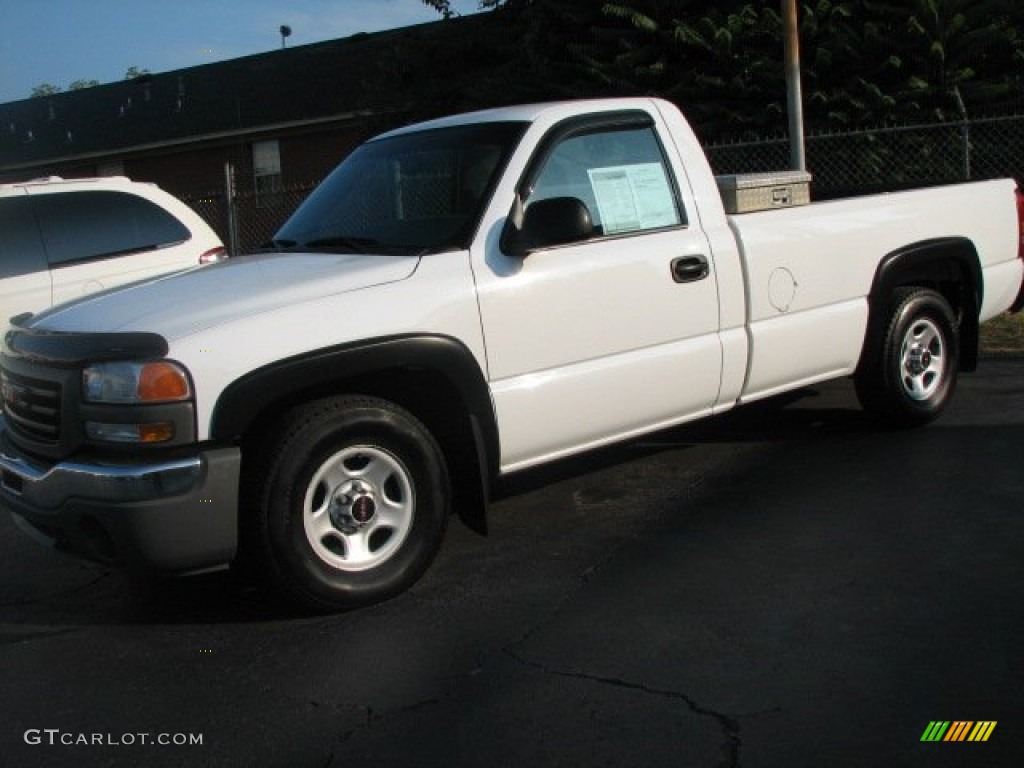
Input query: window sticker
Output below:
<box><xmin>587</xmin><ymin>163</ymin><xmax>678</xmax><ymax>234</ymax></box>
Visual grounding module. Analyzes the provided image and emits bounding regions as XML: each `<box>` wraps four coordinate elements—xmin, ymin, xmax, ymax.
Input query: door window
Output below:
<box><xmin>526</xmin><ymin>121</ymin><xmax>686</xmax><ymax>237</ymax></box>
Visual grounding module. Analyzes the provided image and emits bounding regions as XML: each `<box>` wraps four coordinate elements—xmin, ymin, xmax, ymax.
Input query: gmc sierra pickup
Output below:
<box><xmin>3</xmin><ymin>98</ymin><xmax>1023</xmax><ymax>611</ymax></box>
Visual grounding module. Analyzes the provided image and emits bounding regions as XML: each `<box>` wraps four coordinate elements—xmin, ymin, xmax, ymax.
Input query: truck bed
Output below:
<box><xmin>726</xmin><ymin>179</ymin><xmax>1022</xmax><ymax>402</ymax></box>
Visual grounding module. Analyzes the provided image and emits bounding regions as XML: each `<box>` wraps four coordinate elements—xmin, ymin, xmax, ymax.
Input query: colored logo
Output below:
<box><xmin>920</xmin><ymin>721</ymin><xmax>997</xmax><ymax>742</ymax></box>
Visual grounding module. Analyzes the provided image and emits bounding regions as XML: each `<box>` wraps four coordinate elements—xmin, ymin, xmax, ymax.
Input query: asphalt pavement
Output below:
<box><xmin>1</xmin><ymin>359</ymin><xmax>1022</xmax><ymax>768</ymax></box>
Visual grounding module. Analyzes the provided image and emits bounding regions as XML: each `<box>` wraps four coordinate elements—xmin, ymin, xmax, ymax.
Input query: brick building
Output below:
<box><xmin>0</xmin><ymin>14</ymin><xmax>504</xmax><ymax>251</ymax></box>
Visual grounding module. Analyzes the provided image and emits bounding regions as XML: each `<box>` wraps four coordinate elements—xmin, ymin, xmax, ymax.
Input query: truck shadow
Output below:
<box><xmin>0</xmin><ymin>383</ymin><xmax>875</xmax><ymax>627</ymax></box>
<box><xmin>0</xmin><ymin>561</ymin><xmax>288</xmax><ymax>627</ymax></box>
<box><xmin>497</xmin><ymin>383</ymin><xmax>873</xmax><ymax>499</ymax></box>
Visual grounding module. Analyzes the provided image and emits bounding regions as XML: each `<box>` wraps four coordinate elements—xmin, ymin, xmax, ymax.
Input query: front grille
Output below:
<box><xmin>1</xmin><ymin>370</ymin><xmax>62</xmax><ymax>444</ymax></box>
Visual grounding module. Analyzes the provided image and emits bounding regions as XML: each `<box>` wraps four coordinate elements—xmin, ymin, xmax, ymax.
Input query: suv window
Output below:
<box><xmin>527</xmin><ymin>122</ymin><xmax>685</xmax><ymax>236</ymax></box>
<box><xmin>32</xmin><ymin>191</ymin><xmax>191</xmax><ymax>266</ymax></box>
<box><xmin>0</xmin><ymin>197</ymin><xmax>47</xmax><ymax>279</ymax></box>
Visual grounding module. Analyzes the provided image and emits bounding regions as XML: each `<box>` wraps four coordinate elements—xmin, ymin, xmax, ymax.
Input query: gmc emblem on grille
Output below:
<box><xmin>1</xmin><ymin>377</ymin><xmax>26</xmax><ymax>412</ymax></box>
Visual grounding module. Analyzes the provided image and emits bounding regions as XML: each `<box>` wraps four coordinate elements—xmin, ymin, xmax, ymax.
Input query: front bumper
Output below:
<box><xmin>0</xmin><ymin>416</ymin><xmax>240</xmax><ymax>572</ymax></box>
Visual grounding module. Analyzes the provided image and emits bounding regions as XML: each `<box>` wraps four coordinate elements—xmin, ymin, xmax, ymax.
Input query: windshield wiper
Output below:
<box><xmin>257</xmin><ymin>236</ymin><xmax>380</xmax><ymax>254</ymax></box>
<box><xmin>302</xmin><ymin>236</ymin><xmax>382</xmax><ymax>254</ymax></box>
<box><xmin>256</xmin><ymin>238</ymin><xmax>297</xmax><ymax>252</ymax></box>
<box><xmin>301</xmin><ymin>236</ymin><xmax>434</xmax><ymax>256</ymax></box>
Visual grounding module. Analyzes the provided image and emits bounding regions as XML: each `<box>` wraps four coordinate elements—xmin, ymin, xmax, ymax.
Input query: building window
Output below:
<box><xmin>253</xmin><ymin>139</ymin><xmax>282</xmax><ymax>206</ymax></box>
<box><xmin>97</xmin><ymin>160</ymin><xmax>125</xmax><ymax>177</ymax></box>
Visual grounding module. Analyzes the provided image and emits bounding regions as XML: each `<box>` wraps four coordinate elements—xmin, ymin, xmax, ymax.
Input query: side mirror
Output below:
<box><xmin>502</xmin><ymin>196</ymin><xmax>594</xmax><ymax>257</ymax></box>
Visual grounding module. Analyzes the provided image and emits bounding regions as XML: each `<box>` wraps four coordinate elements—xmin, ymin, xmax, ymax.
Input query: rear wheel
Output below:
<box><xmin>855</xmin><ymin>288</ymin><xmax>959</xmax><ymax>427</ymax></box>
<box><xmin>242</xmin><ymin>396</ymin><xmax>450</xmax><ymax>612</ymax></box>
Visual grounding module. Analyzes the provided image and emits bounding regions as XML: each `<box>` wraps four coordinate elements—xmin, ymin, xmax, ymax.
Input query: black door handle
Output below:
<box><xmin>671</xmin><ymin>255</ymin><xmax>709</xmax><ymax>283</ymax></box>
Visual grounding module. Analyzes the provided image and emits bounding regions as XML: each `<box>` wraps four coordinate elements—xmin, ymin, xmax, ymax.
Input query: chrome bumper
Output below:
<box><xmin>0</xmin><ymin>416</ymin><xmax>240</xmax><ymax>572</ymax></box>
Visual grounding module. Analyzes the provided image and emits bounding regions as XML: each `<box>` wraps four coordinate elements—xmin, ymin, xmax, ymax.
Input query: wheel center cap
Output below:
<box><xmin>328</xmin><ymin>481</ymin><xmax>377</xmax><ymax>532</ymax></box>
<box><xmin>908</xmin><ymin>346</ymin><xmax>930</xmax><ymax>375</ymax></box>
<box><xmin>350</xmin><ymin>494</ymin><xmax>377</xmax><ymax>524</ymax></box>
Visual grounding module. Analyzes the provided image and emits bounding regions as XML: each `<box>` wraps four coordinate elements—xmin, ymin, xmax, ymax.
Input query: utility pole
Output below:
<box><xmin>952</xmin><ymin>86</ymin><xmax>970</xmax><ymax>180</ymax></box>
<box><xmin>782</xmin><ymin>0</ymin><xmax>806</xmax><ymax>171</ymax></box>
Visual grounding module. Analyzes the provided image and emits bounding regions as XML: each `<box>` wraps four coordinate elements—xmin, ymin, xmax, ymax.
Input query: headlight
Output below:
<box><xmin>82</xmin><ymin>361</ymin><xmax>192</xmax><ymax>404</ymax></box>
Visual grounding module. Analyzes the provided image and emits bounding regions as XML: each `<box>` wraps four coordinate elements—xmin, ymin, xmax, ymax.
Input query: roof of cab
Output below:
<box><xmin>374</xmin><ymin>97</ymin><xmax>666</xmax><ymax>140</ymax></box>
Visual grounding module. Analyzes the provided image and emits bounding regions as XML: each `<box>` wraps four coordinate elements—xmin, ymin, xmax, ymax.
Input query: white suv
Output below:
<box><xmin>1</xmin><ymin>176</ymin><xmax>226</xmax><ymax>321</ymax></box>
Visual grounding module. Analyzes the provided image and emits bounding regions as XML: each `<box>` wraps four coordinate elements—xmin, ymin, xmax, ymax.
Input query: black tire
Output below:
<box><xmin>242</xmin><ymin>396</ymin><xmax>450</xmax><ymax>612</ymax></box>
<box><xmin>855</xmin><ymin>288</ymin><xmax>959</xmax><ymax>427</ymax></box>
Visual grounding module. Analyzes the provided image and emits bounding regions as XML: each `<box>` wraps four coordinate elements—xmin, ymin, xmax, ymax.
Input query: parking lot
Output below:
<box><xmin>2</xmin><ymin>359</ymin><xmax>1022</xmax><ymax>767</ymax></box>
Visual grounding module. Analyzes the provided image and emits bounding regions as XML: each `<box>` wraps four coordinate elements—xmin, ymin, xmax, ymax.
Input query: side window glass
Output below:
<box><xmin>32</xmin><ymin>191</ymin><xmax>191</xmax><ymax>266</ymax></box>
<box><xmin>528</xmin><ymin>125</ymin><xmax>685</xmax><ymax>237</ymax></box>
<box><xmin>0</xmin><ymin>198</ymin><xmax>47</xmax><ymax>278</ymax></box>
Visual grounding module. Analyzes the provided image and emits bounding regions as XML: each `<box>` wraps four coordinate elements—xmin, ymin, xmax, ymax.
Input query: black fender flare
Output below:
<box><xmin>859</xmin><ymin>237</ymin><xmax>983</xmax><ymax>373</ymax></box>
<box><xmin>210</xmin><ymin>334</ymin><xmax>498</xmax><ymax>533</ymax></box>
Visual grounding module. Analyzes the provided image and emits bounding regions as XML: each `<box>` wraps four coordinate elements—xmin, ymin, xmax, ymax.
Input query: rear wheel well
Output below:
<box><xmin>854</xmin><ymin>287</ymin><xmax>960</xmax><ymax>426</ymax></box>
<box><xmin>861</xmin><ymin>239</ymin><xmax>981</xmax><ymax>373</ymax></box>
<box><xmin>892</xmin><ymin>272</ymin><xmax>977</xmax><ymax>371</ymax></box>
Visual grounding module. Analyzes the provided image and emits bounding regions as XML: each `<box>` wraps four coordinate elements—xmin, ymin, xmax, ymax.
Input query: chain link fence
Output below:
<box><xmin>705</xmin><ymin>114</ymin><xmax>1023</xmax><ymax>199</ymax></box>
<box><xmin>182</xmin><ymin>115</ymin><xmax>1023</xmax><ymax>253</ymax></box>
<box><xmin>182</xmin><ymin>169</ymin><xmax>321</xmax><ymax>255</ymax></box>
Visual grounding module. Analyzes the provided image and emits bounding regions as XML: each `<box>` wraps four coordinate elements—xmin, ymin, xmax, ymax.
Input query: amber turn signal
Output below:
<box><xmin>138</xmin><ymin>362</ymin><xmax>191</xmax><ymax>402</ymax></box>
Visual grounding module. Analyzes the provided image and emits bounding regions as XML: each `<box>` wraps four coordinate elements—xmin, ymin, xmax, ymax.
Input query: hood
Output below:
<box><xmin>29</xmin><ymin>252</ymin><xmax>420</xmax><ymax>339</ymax></box>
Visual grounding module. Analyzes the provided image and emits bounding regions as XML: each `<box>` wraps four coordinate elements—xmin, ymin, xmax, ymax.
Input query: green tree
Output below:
<box><xmin>883</xmin><ymin>0</ymin><xmax>1024</xmax><ymax>119</ymax></box>
<box><xmin>418</xmin><ymin>0</ymin><xmax>1024</xmax><ymax>133</ymax></box>
<box><xmin>421</xmin><ymin>0</ymin><xmax>455</xmax><ymax>17</ymax></box>
<box><xmin>30</xmin><ymin>83</ymin><xmax>62</xmax><ymax>97</ymax></box>
<box><xmin>420</xmin><ymin>0</ymin><xmax>520</xmax><ymax>14</ymax></box>
<box><xmin>30</xmin><ymin>66</ymin><xmax>149</xmax><ymax>98</ymax></box>
<box><xmin>527</xmin><ymin>1</ymin><xmax>787</xmax><ymax>137</ymax></box>
<box><xmin>794</xmin><ymin>1</ymin><xmax>1024</xmax><ymax>125</ymax></box>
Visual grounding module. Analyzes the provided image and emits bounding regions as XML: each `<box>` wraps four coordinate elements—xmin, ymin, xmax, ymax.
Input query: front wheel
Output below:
<box><xmin>855</xmin><ymin>288</ymin><xmax>960</xmax><ymax>427</ymax></box>
<box><xmin>243</xmin><ymin>396</ymin><xmax>450</xmax><ymax>612</ymax></box>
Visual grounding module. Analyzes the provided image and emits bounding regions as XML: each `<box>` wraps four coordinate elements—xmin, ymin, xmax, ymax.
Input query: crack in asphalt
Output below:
<box><xmin>0</xmin><ymin>625</ymin><xmax>86</xmax><ymax>646</ymax></box>
<box><xmin>335</xmin><ymin>697</ymin><xmax>441</xmax><ymax>746</ymax></box>
<box><xmin>495</xmin><ymin>469</ymin><xmax>766</xmax><ymax>767</ymax></box>
<box><xmin>321</xmin><ymin>468</ymin><xmax>725</xmax><ymax>763</ymax></box>
<box><xmin>503</xmin><ymin>646</ymin><xmax>747</xmax><ymax>768</ymax></box>
<box><xmin>508</xmin><ymin>469</ymin><xmax>705</xmax><ymax>653</ymax></box>
<box><xmin>0</xmin><ymin>570</ymin><xmax>110</xmax><ymax>608</ymax></box>
<box><xmin>316</xmin><ymin>696</ymin><xmax>442</xmax><ymax>765</ymax></box>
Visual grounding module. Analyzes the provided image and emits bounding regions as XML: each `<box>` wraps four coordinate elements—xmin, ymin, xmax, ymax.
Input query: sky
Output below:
<box><xmin>0</xmin><ymin>0</ymin><xmax>483</xmax><ymax>104</ymax></box>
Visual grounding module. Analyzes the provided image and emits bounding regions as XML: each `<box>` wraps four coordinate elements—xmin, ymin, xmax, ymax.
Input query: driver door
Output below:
<box><xmin>473</xmin><ymin>112</ymin><xmax>723</xmax><ymax>471</ymax></box>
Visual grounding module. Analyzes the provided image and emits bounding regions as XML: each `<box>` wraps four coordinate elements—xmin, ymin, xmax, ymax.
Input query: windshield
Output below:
<box><xmin>271</xmin><ymin>121</ymin><xmax>528</xmax><ymax>255</ymax></box>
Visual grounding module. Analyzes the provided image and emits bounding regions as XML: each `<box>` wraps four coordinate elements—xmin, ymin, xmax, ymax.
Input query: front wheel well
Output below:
<box><xmin>237</xmin><ymin>367</ymin><xmax>492</xmax><ymax>536</ymax></box>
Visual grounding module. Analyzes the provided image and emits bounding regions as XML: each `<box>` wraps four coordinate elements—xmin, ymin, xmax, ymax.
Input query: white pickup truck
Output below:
<box><xmin>2</xmin><ymin>98</ymin><xmax>1023</xmax><ymax>611</ymax></box>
